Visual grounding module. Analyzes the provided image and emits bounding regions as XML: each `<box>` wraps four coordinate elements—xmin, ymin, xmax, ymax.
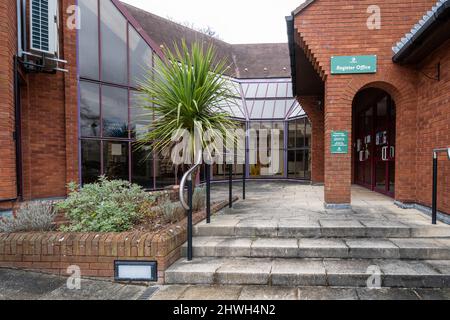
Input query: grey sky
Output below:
<box><xmin>121</xmin><ymin>0</ymin><xmax>305</xmax><ymax>44</ymax></box>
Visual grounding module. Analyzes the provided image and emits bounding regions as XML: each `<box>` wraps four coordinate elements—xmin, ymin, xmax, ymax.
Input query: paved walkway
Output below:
<box><xmin>210</xmin><ymin>181</ymin><xmax>438</xmax><ymax>227</ymax></box>
<box><xmin>151</xmin><ymin>284</ymin><xmax>450</xmax><ymax>300</ymax></box>
<box><xmin>0</xmin><ymin>268</ymin><xmax>150</xmax><ymax>300</ymax></box>
<box><xmin>1</xmin><ymin>268</ymin><xmax>449</xmax><ymax>300</ymax></box>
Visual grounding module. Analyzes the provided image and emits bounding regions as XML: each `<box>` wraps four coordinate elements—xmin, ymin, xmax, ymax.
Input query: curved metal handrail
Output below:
<box><xmin>179</xmin><ymin>151</ymin><xmax>203</xmax><ymax>210</ymax></box>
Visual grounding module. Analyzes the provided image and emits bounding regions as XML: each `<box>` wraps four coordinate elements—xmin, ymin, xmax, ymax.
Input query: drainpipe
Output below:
<box><xmin>13</xmin><ymin>56</ymin><xmax>23</xmax><ymax>202</ymax></box>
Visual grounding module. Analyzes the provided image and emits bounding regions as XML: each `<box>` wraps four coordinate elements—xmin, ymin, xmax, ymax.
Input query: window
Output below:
<box><xmin>79</xmin><ymin>0</ymin><xmax>158</xmax><ymax>188</ymax></box>
<box><xmin>79</xmin><ymin>0</ymin><xmax>99</xmax><ymax>80</ymax></box>
<box><xmin>79</xmin><ymin>82</ymin><xmax>100</xmax><ymax>137</ymax></box>
<box><xmin>100</xmin><ymin>0</ymin><xmax>127</xmax><ymax>85</ymax></box>
<box><xmin>287</xmin><ymin>118</ymin><xmax>311</xmax><ymax>179</ymax></box>
<box><xmin>129</xmin><ymin>27</ymin><xmax>153</xmax><ymax>87</ymax></box>
<box><xmin>102</xmin><ymin>85</ymin><xmax>128</xmax><ymax>138</ymax></box>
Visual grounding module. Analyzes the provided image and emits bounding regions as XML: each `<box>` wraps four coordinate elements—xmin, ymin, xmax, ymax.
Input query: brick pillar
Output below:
<box><xmin>0</xmin><ymin>0</ymin><xmax>18</xmax><ymax>203</ymax></box>
<box><xmin>298</xmin><ymin>96</ymin><xmax>324</xmax><ymax>184</ymax></box>
<box><xmin>323</xmin><ymin>79</ymin><xmax>352</xmax><ymax>207</ymax></box>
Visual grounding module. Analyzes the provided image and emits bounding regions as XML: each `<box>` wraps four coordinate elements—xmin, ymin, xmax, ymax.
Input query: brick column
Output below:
<box><xmin>323</xmin><ymin>79</ymin><xmax>352</xmax><ymax>207</ymax></box>
<box><xmin>0</xmin><ymin>0</ymin><xmax>18</xmax><ymax>204</ymax></box>
<box><xmin>298</xmin><ymin>96</ymin><xmax>324</xmax><ymax>184</ymax></box>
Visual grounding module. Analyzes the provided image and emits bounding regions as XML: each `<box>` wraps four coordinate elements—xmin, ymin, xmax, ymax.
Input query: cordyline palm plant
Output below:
<box><xmin>136</xmin><ymin>40</ymin><xmax>237</xmax><ymax>170</ymax></box>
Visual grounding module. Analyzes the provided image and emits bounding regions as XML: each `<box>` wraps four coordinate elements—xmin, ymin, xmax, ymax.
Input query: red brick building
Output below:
<box><xmin>0</xmin><ymin>0</ymin><xmax>307</xmax><ymax>214</ymax></box>
<box><xmin>0</xmin><ymin>0</ymin><xmax>449</xmax><ymax>221</ymax></box>
<box><xmin>287</xmin><ymin>0</ymin><xmax>449</xmax><ymax>217</ymax></box>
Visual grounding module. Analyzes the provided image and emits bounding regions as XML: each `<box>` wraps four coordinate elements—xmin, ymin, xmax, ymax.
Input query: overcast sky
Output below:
<box><xmin>121</xmin><ymin>0</ymin><xmax>305</xmax><ymax>44</ymax></box>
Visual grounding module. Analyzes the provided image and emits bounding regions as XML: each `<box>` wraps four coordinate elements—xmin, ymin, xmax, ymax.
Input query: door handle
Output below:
<box><xmin>390</xmin><ymin>146</ymin><xmax>395</xmax><ymax>159</ymax></box>
<box><xmin>359</xmin><ymin>150</ymin><xmax>364</xmax><ymax>162</ymax></box>
<box><xmin>382</xmin><ymin>146</ymin><xmax>388</xmax><ymax>161</ymax></box>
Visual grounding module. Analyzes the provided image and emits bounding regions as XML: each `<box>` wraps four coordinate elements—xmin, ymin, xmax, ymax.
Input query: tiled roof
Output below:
<box><xmin>121</xmin><ymin>2</ymin><xmax>291</xmax><ymax>79</ymax></box>
<box><xmin>392</xmin><ymin>0</ymin><xmax>448</xmax><ymax>54</ymax></box>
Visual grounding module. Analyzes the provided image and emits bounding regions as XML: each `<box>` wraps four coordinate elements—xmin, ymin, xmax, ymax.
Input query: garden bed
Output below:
<box><xmin>0</xmin><ymin>197</ymin><xmax>236</xmax><ymax>283</ymax></box>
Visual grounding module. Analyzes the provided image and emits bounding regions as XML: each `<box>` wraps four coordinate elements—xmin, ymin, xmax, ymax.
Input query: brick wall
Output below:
<box><xmin>0</xmin><ymin>199</ymin><xmax>232</xmax><ymax>282</ymax></box>
<box><xmin>293</xmin><ymin>0</ymin><xmax>437</xmax><ymax>205</ymax></box>
<box><xmin>416</xmin><ymin>40</ymin><xmax>450</xmax><ymax>214</ymax></box>
<box><xmin>0</xmin><ymin>0</ymin><xmax>18</xmax><ymax>203</ymax></box>
<box><xmin>2</xmin><ymin>0</ymin><xmax>79</xmax><ymax>205</ymax></box>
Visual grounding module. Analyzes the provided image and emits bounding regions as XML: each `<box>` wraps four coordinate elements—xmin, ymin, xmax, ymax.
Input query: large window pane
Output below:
<box><xmin>130</xmin><ymin>90</ymin><xmax>152</xmax><ymax>139</ymax></box>
<box><xmin>296</xmin><ymin>118</ymin><xmax>305</xmax><ymax>148</ymax></box>
<box><xmin>102</xmin><ymin>86</ymin><xmax>128</xmax><ymax>138</ymax></box>
<box><xmin>81</xmin><ymin>140</ymin><xmax>101</xmax><ymax>184</ymax></box>
<box><xmin>103</xmin><ymin>141</ymin><xmax>129</xmax><ymax>181</ymax></box>
<box><xmin>100</xmin><ymin>0</ymin><xmax>127</xmax><ymax>85</ymax></box>
<box><xmin>79</xmin><ymin>0</ymin><xmax>99</xmax><ymax>79</ymax></box>
<box><xmin>80</xmin><ymin>82</ymin><xmax>100</xmax><ymax>137</ymax></box>
<box><xmin>129</xmin><ymin>27</ymin><xmax>153</xmax><ymax>88</ymax></box>
<box><xmin>132</xmin><ymin>145</ymin><xmax>153</xmax><ymax>189</ymax></box>
<box><xmin>288</xmin><ymin>121</ymin><xmax>296</xmax><ymax>148</ymax></box>
<box><xmin>155</xmin><ymin>153</ymin><xmax>176</xmax><ymax>189</ymax></box>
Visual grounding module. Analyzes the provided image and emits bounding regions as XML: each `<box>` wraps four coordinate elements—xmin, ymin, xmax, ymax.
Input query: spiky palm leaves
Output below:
<box><xmin>136</xmin><ymin>41</ymin><xmax>237</xmax><ymax>164</ymax></box>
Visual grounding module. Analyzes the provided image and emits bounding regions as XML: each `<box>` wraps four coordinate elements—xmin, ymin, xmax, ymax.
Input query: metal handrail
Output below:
<box><xmin>179</xmin><ymin>151</ymin><xmax>203</xmax><ymax>210</ymax></box>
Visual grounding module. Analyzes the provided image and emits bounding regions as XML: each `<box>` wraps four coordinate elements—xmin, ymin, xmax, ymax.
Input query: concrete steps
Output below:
<box><xmin>165</xmin><ymin>257</ymin><xmax>450</xmax><ymax>288</ymax></box>
<box><xmin>193</xmin><ymin>221</ymin><xmax>450</xmax><ymax>238</ymax></box>
<box><xmin>181</xmin><ymin>237</ymin><xmax>450</xmax><ymax>260</ymax></box>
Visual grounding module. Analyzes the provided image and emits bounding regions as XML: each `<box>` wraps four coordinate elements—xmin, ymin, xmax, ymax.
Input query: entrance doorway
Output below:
<box><xmin>353</xmin><ymin>88</ymin><xmax>396</xmax><ymax>197</ymax></box>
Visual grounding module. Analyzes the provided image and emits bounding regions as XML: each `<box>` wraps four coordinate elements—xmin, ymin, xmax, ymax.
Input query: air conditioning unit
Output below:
<box><xmin>29</xmin><ymin>0</ymin><xmax>58</xmax><ymax>56</ymax></box>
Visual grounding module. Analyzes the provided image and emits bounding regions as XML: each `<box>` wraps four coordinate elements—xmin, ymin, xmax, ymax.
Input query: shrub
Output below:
<box><xmin>159</xmin><ymin>200</ymin><xmax>186</xmax><ymax>224</ymax></box>
<box><xmin>0</xmin><ymin>201</ymin><xmax>57</xmax><ymax>233</ymax></box>
<box><xmin>192</xmin><ymin>187</ymin><xmax>206</xmax><ymax>212</ymax></box>
<box><xmin>56</xmin><ymin>176</ymin><xmax>154</xmax><ymax>232</ymax></box>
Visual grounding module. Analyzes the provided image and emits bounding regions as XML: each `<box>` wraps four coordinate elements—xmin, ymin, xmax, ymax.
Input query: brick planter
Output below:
<box><xmin>0</xmin><ymin>198</ymin><xmax>237</xmax><ymax>283</ymax></box>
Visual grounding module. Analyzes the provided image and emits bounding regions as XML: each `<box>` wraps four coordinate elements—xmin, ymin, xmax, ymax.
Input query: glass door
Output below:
<box><xmin>374</xmin><ymin>96</ymin><xmax>395</xmax><ymax>196</ymax></box>
<box><xmin>355</xmin><ymin>107</ymin><xmax>373</xmax><ymax>188</ymax></box>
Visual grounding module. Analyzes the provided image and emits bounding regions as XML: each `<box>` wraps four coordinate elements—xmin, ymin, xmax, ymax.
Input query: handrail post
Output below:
<box><xmin>206</xmin><ymin>164</ymin><xmax>211</xmax><ymax>224</ymax></box>
<box><xmin>187</xmin><ymin>177</ymin><xmax>193</xmax><ymax>261</ymax></box>
<box><xmin>243</xmin><ymin>163</ymin><xmax>246</xmax><ymax>200</ymax></box>
<box><xmin>229</xmin><ymin>164</ymin><xmax>233</xmax><ymax>208</ymax></box>
<box><xmin>432</xmin><ymin>151</ymin><xmax>438</xmax><ymax>225</ymax></box>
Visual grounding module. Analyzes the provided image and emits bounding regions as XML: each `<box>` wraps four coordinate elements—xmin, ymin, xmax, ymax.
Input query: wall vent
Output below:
<box><xmin>29</xmin><ymin>0</ymin><xmax>58</xmax><ymax>55</ymax></box>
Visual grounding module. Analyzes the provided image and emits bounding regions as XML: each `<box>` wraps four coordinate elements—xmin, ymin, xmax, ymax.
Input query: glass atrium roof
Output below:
<box><xmin>219</xmin><ymin>79</ymin><xmax>306</xmax><ymax>121</ymax></box>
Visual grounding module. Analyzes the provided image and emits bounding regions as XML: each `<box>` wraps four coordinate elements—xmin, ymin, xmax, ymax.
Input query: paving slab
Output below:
<box><xmin>165</xmin><ymin>258</ymin><xmax>225</xmax><ymax>284</ymax></box>
<box><xmin>151</xmin><ymin>285</ymin><xmax>189</xmax><ymax>300</ymax></box>
<box><xmin>298</xmin><ymin>238</ymin><xmax>349</xmax><ymax>258</ymax></box>
<box><xmin>356</xmin><ymin>288</ymin><xmax>419</xmax><ymax>300</ymax></box>
<box><xmin>179</xmin><ymin>285</ymin><xmax>242</xmax><ymax>300</ymax></box>
<box><xmin>271</xmin><ymin>259</ymin><xmax>326</xmax><ymax>286</ymax></box>
<box><xmin>216</xmin><ymin>238</ymin><xmax>253</xmax><ymax>257</ymax></box>
<box><xmin>238</xmin><ymin>286</ymin><xmax>297</xmax><ymax>300</ymax></box>
<box><xmin>216</xmin><ymin>258</ymin><xmax>272</xmax><ymax>285</ymax></box>
<box><xmin>323</xmin><ymin>259</ymin><xmax>376</xmax><ymax>287</ymax></box>
<box><xmin>391</xmin><ymin>238</ymin><xmax>450</xmax><ymax>260</ymax></box>
<box><xmin>319</xmin><ymin>220</ymin><xmax>366</xmax><ymax>237</ymax></box>
<box><xmin>251</xmin><ymin>238</ymin><xmax>298</xmax><ymax>257</ymax></box>
<box><xmin>298</xmin><ymin>287</ymin><xmax>359</xmax><ymax>300</ymax></box>
<box><xmin>415</xmin><ymin>288</ymin><xmax>450</xmax><ymax>300</ymax></box>
<box><xmin>345</xmin><ymin>239</ymin><xmax>400</xmax><ymax>259</ymax></box>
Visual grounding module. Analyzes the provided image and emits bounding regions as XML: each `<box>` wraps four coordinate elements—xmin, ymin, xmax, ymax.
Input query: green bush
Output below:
<box><xmin>56</xmin><ymin>176</ymin><xmax>155</xmax><ymax>232</ymax></box>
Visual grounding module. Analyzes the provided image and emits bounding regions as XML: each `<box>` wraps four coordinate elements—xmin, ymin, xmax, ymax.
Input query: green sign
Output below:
<box><xmin>331</xmin><ymin>55</ymin><xmax>377</xmax><ymax>74</ymax></box>
<box><xmin>331</xmin><ymin>131</ymin><xmax>349</xmax><ymax>154</ymax></box>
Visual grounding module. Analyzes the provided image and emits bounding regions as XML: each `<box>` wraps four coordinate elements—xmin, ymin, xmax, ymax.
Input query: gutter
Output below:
<box><xmin>393</xmin><ymin>1</ymin><xmax>450</xmax><ymax>63</ymax></box>
<box><xmin>286</xmin><ymin>15</ymin><xmax>297</xmax><ymax>96</ymax></box>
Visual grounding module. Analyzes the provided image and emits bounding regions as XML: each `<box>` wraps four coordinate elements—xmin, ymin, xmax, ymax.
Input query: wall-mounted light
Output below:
<box><xmin>447</xmin><ymin>148</ymin><xmax>450</xmax><ymax>160</ymax></box>
<box><xmin>114</xmin><ymin>261</ymin><xmax>157</xmax><ymax>282</ymax></box>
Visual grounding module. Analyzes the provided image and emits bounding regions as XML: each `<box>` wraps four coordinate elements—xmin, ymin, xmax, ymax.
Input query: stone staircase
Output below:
<box><xmin>167</xmin><ymin>218</ymin><xmax>450</xmax><ymax>288</ymax></box>
<box><xmin>165</xmin><ymin>184</ymin><xmax>450</xmax><ymax>289</ymax></box>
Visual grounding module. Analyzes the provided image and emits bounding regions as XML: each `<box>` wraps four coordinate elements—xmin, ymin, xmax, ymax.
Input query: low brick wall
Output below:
<box><xmin>0</xmin><ymin>199</ymin><xmax>236</xmax><ymax>283</ymax></box>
